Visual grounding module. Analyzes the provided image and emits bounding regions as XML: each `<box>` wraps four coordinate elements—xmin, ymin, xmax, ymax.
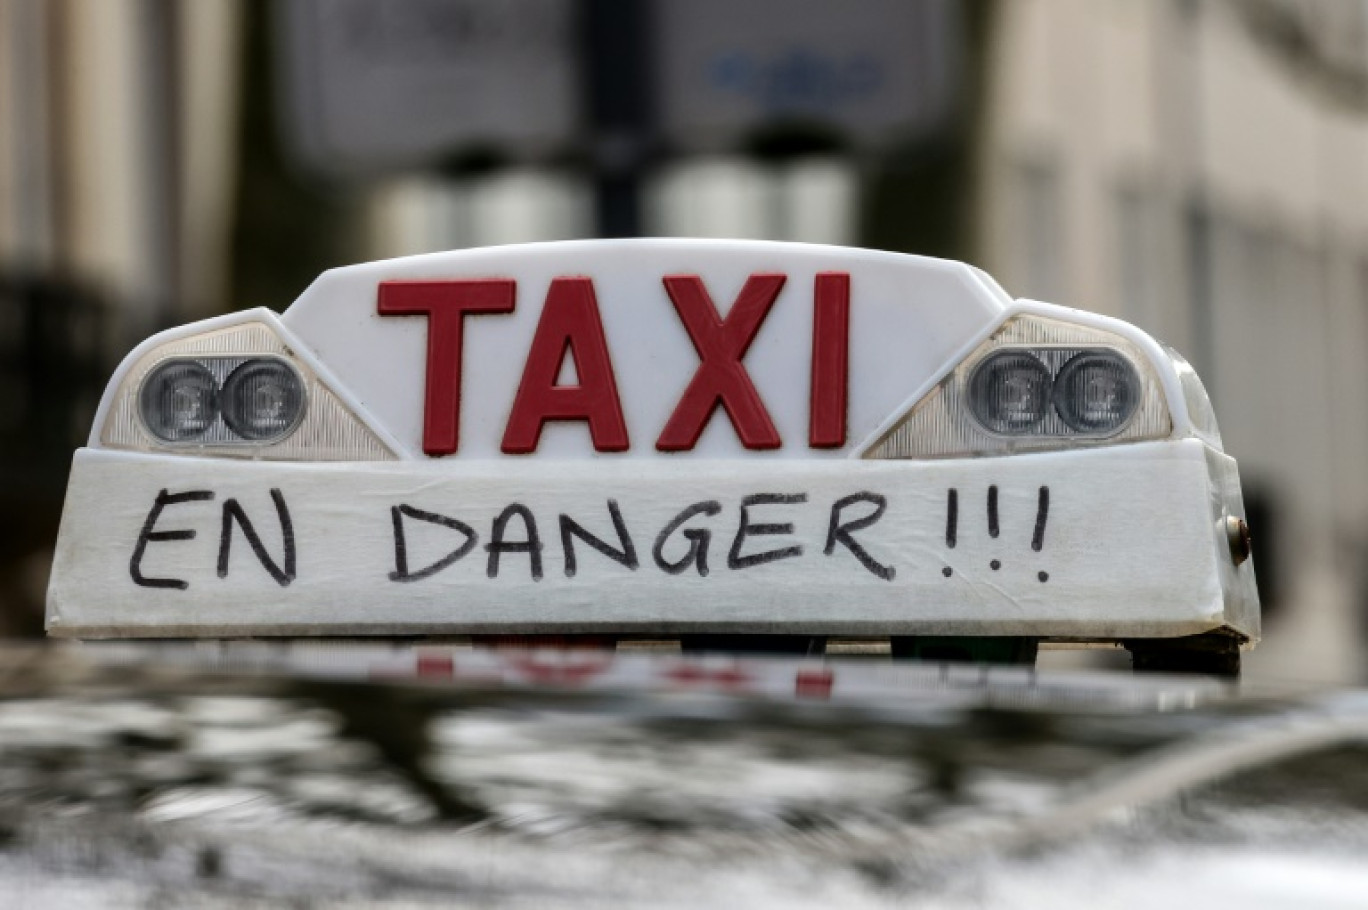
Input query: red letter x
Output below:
<box><xmin>378</xmin><ymin>279</ymin><xmax>516</xmax><ymax>456</ymax></box>
<box><xmin>656</xmin><ymin>273</ymin><xmax>784</xmax><ymax>451</ymax></box>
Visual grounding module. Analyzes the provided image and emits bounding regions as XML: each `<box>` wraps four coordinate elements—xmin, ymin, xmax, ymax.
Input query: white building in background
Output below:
<box><xmin>0</xmin><ymin>0</ymin><xmax>242</xmax><ymax>334</ymax></box>
<box><xmin>363</xmin><ymin>156</ymin><xmax>860</xmax><ymax>260</ymax></box>
<box><xmin>979</xmin><ymin>0</ymin><xmax>1368</xmax><ymax>683</ymax></box>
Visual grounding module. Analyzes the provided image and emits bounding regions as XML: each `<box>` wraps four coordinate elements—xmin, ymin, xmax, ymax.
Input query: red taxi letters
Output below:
<box><xmin>378</xmin><ymin>273</ymin><xmax>851</xmax><ymax>456</ymax></box>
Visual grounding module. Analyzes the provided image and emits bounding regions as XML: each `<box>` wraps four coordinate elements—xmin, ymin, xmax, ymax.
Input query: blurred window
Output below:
<box><xmin>366</xmin><ymin>169</ymin><xmax>592</xmax><ymax>259</ymax></box>
<box><xmin>646</xmin><ymin>157</ymin><xmax>773</xmax><ymax>240</ymax></box>
<box><xmin>645</xmin><ymin>155</ymin><xmax>857</xmax><ymax>244</ymax></box>
<box><xmin>1116</xmin><ymin>184</ymin><xmax>1160</xmax><ymax>334</ymax></box>
<box><xmin>1013</xmin><ymin>158</ymin><xmax>1063</xmax><ymax>301</ymax></box>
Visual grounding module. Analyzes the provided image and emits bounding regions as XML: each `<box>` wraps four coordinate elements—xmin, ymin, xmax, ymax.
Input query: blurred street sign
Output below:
<box><xmin>276</xmin><ymin>0</ymin><xmax>960</xmax><ymax>178</ymax></box>
<box><xmin>652</xmin><ymin>0</ymin><xmax>960</xmax><ymax>152</ymax></box>
<box><xmin>278</xmin><ymin>0</ymin><xmax>580</xmax><ymax>175</ymax></box>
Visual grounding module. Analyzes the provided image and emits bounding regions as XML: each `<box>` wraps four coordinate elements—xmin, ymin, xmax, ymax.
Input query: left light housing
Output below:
<box><xmin>138</xmin><ymin>356</ymin><xmax>306</xmax><ymax>445</ymax></box>
<box><xmin>138</xmin><ymin>360</ymin><xmax>221</xmax><ymax>442</ymax></box>
<box><xmin>99</xmin><ymin>311</ymin><xmax>396</xmax><ymax>461</ymax></box>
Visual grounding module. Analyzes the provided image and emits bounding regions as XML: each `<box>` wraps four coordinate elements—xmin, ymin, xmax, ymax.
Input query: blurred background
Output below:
<box><xmin>0</xmin><ymin>0</ymin><xmax>1362</xmax><ymax>684</ymax></box>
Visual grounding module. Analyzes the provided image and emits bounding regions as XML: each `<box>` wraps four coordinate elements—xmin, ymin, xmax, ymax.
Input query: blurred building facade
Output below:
<box><xmin>0</xmin><ymin>0</ymin><xmax>1366</xmax><ymax>680</ymax></box>
<box><xmin>0</xmin><ymin>0</ymin><xmax>242</xmax><ymax>331</ymax></box>
<box><xmin>979</xmin><ymin>0</ymin><xmax>1368</xmax><ymax>682</ymax></box>
<box><xmin>0</xmin><ymin>0</ymin><xmax>242</xmax><ymax>631</ymax></box>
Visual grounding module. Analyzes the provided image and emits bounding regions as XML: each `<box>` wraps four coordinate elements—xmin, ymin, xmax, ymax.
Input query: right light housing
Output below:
<box><xmin>1050</xmin><ymin>350</ymin><xmax>1140</xmax><ymax>433</ymax></box>
<box><xmin>864</xmin><ymin>314</ymin><xmax>1179</xmax><ymax>459</ymax></box>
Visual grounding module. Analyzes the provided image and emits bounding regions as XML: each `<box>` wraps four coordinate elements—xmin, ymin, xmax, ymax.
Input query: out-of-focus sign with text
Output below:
<box><xmin>278</xmin><ymin>0</ymin><xmax>580</xmax><ymax>175</ymax></box>
<box><xmin>276</xmin><ymin>0</ymin><xmax>959</xmax><ymax>176</ymax></box>
<box><xmin>652</xmin><ymin>0</ymin><xmax>959</xmax><ymax>151</ymax></box>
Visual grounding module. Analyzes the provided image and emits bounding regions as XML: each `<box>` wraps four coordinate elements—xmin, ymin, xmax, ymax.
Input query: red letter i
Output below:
<box><xmin>809</xmin><ymin>272</ymin><xmax>850</xmax><ymax>448</ymax></box>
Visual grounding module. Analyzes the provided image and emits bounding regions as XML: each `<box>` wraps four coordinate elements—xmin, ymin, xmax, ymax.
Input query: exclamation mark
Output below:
<box><xmin>942</xmin><ymin>488</ymin><xmax>957</xmax><ymax>577</ymax></box>
<box><xmin>1033</xmin><ymin>486</ymin><xmax>1050</xmax><ymax>582</ymax></box>
<box><xmin>987</xmin><ymin>485</ymin><xmax>1002</xmax><ymax>570</ymax></box>
<box><xmin>945</xmin><ymin>488</ymin><xmax>958</xmax><ymax>548</ymax></box>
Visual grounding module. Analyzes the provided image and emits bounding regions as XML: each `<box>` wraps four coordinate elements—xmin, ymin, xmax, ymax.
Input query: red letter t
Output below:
<box><xmin>378</xmin><ymin>279</ymin><xmax>516</xmax><ymax>456</ymax></box>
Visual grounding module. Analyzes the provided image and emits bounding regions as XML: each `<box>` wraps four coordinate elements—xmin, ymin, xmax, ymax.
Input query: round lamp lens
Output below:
<box><xmin>139</xmin><ymin>360</ymin><xmax>219</xmax><ymax>441</ymax></box>
<box><xmin>1053</xmin><ymin>351</ymin><xmax>1140</xmax><ymax>433</ymax></box>
<box><xmin>221</xmin><ymin>359</ymin><xmax>305</xmax><ymax>441</ymax></box>
<box><xmin>968</xmin><ymin>351</ymin><xmax>1052</xmax><ymax>434</ymax></box>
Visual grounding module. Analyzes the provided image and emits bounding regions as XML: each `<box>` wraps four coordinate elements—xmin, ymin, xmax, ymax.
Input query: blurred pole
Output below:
<box><xmin>232</xmin><ymin>0</ymin><xmax>364</xmax><ymax>319</ymax></box>
<box><xmin>141</xmin><ymin>0</ymin><xmax>180</xmax><ymax>332</ymax></box>
<box><xmin>583</xmin><ymin>0</ymin><xmax>651</xmax><ymax>238</ymax></box>
<box><xmin>1177</xmin><ymin>0</ymin><xmax>1214</xmax><ymax>396</ymax></box>
<box><xmin>861</xmin><ymin>0</ymin><xmax>990</xmax><ymax>262</ymax></box>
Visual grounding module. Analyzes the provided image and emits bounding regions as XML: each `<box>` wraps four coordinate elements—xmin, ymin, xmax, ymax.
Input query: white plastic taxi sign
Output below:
<box><xmin>47</xmin><ymin>240</ymin><xmax>1259</xmax><ymax>647</ymax></box>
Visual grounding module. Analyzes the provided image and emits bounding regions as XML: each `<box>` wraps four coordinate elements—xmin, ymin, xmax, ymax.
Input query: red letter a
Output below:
<box><xmin>502</xmin><ymin>278</ymin><xmax>629</xmax><ymax>453</ymax></box>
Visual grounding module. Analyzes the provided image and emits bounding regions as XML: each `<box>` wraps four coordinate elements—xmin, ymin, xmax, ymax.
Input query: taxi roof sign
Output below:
<box><xmin>277</xmin><ymin>241</ymin><xmax>1017</xmax><ymax>460</ymax></box>
<box><xmin>51</xmin><ymin>241</ymin><xmax>1258</xmax><ymax>658</ymax></box>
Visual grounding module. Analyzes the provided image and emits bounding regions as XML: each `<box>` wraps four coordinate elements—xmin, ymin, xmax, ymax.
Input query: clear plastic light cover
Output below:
<box><xmin>221</xmin><ymin>359</ymin><xmax>306</xmax><ymax>441</ymax></box>
<box><xmin>865</xmin><ymin>315</ymin><xmax>1174</xmax><ymax>459</ymax></box>
<box><xmin>138</xmin><ymin>361</ymin><xmax>219</xmax><ymax>441</ymax></box>
<box><xmin>1164</xmin><ymin>343</ymin><xmax>1223</xmax><ymax>449</ymax></box>
<box><xmin>967</xmin><ymin>351</ymin><xmax>1053</xmax><ymax>434</ymax></box>
<box><xmin>1052</xmin><ymin>351</ymin><xmax>1140</xmax><ymax>433</ymax></box>
<box><xmin>101</xmin><ymin>321</ymin><xmax>396</xmax><ymax>460</ymax></box>
<box><xmin>136</xmin><ymin>356</ymin><xmax>308</xmax><ymax>447</ymax></box>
